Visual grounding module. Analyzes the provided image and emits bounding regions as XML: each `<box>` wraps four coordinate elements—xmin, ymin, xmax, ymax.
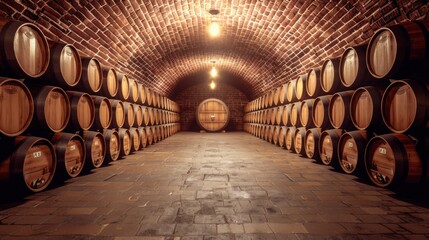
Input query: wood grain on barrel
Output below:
<box><xmin>196</xmin><ymin>98</ymin><xmax>229</xmax><ymax>132</ymax></box>
<box><xmin>44</xmin><ymin>88</ymin><xmax>69</xmax><ymax>131</ymax></box>
<box><xmin>59</xmin><ymin>45</ymin><xmax>80</xmax><ymax>86</ymax></box>
<box><xmin>23</xmin><ymin>142</ymin><xmax>54</xmax><ymax>190</ymax></box>
<box><xmin>369</xmin><ymin>31</ymin><xmax>396</xmax><ymax>78</ymax></box>
<box><xmin>351</xmin><ymin>88</ymin><xmax>373</xmax><ymax>130</ymax></box>
<box><xmin>383</xmin><ymin>83</ymin><xmax>417</xmax><ymax>132</ymax></box>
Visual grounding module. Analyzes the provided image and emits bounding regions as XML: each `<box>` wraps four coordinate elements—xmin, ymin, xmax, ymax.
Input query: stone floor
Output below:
<box><xmin>1</xmin><ymin>132</ymin><xmax>429</xmax><ymax>240</ymax></box>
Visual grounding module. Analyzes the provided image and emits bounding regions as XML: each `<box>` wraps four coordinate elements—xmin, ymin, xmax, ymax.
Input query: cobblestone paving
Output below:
<box><xmin>1</xmin><ymin>132</ymin><xmax>429</xmax><ymax>239</ymax></box>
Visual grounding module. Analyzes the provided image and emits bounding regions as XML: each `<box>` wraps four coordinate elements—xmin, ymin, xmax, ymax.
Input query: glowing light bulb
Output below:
<box><xmin>210</xmin><ymin>66</ymin><xmax>218</xmax><ymax>78</ymax></box>
<box><xmin>209</xmin><ymin>19</ymin><xmax>220</xmax><ymax>37</ymax></box>
<box><xmin>210</xmin><ymin>80</ymin><xmax>216</xmax><ymax>90</ymax></box>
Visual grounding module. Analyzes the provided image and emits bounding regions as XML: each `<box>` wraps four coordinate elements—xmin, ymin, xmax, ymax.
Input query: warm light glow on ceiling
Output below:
<box><xmin>209</xmin><ymin>19</ymin><xmax>220</xmax><ymax>37</ymax></box>
<box><xmin>210</xmin><ymin>66</ymin><xmax>218</xmax><ymax>77</ymax></box>
<box><xmin>210</xmin><ymin>79</ymin><xmax>216</xmax><ymax>89</ymax></box>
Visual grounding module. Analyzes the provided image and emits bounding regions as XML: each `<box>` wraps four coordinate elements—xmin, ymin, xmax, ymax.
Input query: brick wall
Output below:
<box><xmin>1</xmin><ymin>1</ymin><xmax>429</xmax><ymax>98</ymax></box>
<box><xmin>174</xmin><ymin>82</ymin><xmax>248</xmax><ymax>131</ymax></box>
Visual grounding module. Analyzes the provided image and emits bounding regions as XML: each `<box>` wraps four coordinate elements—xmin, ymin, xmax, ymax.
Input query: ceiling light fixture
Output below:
<box><xmin>209</xmin><ymin>9</ymin><xmax>220</xmax><ymax>37</ymax></box>
<box><xmin>210</xmin><ymin>79</ymin><xmax>216</xmax><ymax>90</ymax></box>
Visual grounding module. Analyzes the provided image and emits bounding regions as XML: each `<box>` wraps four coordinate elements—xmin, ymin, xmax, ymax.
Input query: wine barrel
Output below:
<box><xmin>285</xmin><ymin>127</ymin><xmax>297</xmax><ymax>151</ymax></box>
<box><xmin>134</xmin><ymin>104</ymin><xmax>143</xmax><ymax>127</ymax></box>
<box><xmin>117</xmin><ymin>72</ymin><xmax>130</xmax><ymax>101</ymax></box>
<box><xmin>109</xmin><ymin>100</ymin><xmax>125</xmax><ymax>128</ymax></box>
<box><xmin>0</xmin><ymin>78</ymin><xmax>34</xmax><ymax>137</ymax></box>
<box><xmin>328</xmin><ymin>91</ymin><xmax>355</xmax><ymax>130</ymax></box>
<box><xmin>304</xmin><ymin>128</ymin><xmax>322</xmax><ymax>161</ymax></box>
<box><xmin>275</xmin><ymin>106</ymin><xmax>284</xmax><ymax>125</ymax></box>
<box><xmin>118</xmin><ymin>128</ymin><xmax>131</xmax><ymax>157</ymax></box>
<box><xmin>295</xmin><ymin>74</ymin><xmax>308</xmax><ymax>101</ymax></box>
<box><xmin>321</xmin><ymin>58</ymin><xmax>343</xmax><ymax>94</ymax></box>
<box><xmin>300</xmin><ymin>99</ymin><xmax>315</xmax><ymax>128</ymax></box>
<box><xmin>42</xmin><ymin>42</ymin><xmax>81</xmax><ymax>88</ymax></box>
<box><xmin>268</xmin><ymin>125</ymin><xmax>275</xmax><ymax>143</ymax></box>
<box><xmin>82</xmin><ymin>131</ymin><xmax>106</xmax><ymax>169</ymax></box>
<box><xmin>306</xmin><ymin>68</ymin><xmax>323</xmax><ymax>98</ymax></box>
<box><xmin>156</xmin><ymin>125</ymin><xmax>162</xmax><ymax>141</ymax></box>
<box><xmin>139</xmin><ymin>84</ymin><xmax>147</xmax><ymax>105</ymax></box>
<box><xmin>264</xmin><ymin>93</ymin><xmax>269</xmax><ymax>109</ymax></box>
<box><xmin>338</xmin><ymin>130</ymin><xmax>368</xmax><ymax>175</ymax></box>
<box><xmin>148</xmin><ymin>107</ymin><xmax>155</xmax><ymax>126</ymax></box>
<box><xmin>273</xmin><ymin>86</ymin><xmax>281</xmax><ymax>106</ymax></box>
<box><xmin>290</xmin><ymin>102</ymin><xmax>302</xmax><ymax>127</ymax></box>
<box><xmin>350</xmin><ymin>86</ymin><xmax>385</xmax><ymax>131</ymax></box>
<box><xmin>312</xmin><ymin>95</ymin><xmax>332</xmax><ymax>129</ymax></box>
<box><xmin>29</xmin><ymin>85</ymin><xmax>70</xmax><ymax>133</ymax></box>
<box><xmin>286</xmin><ymin>80</ymin><xmax>296</xmax><ymax>103</ymax></box>
<box><xmin>279</xmin><ymin>84</ymin><xmax>287</xmax><ymax>104</ymax></box>
<box><xmin>152</xmin><ymin>91</ymin><xmax>159</xmax><ymax>108</ymax></box>
<box><xmin>142</xmin><ymin>106</ymin><xmax>150</xmax><ymax>126</ymax></box>
<box><xmin>319</xmin><ymin>129</ymin><xmax>343</xmax><ymax>168</ymax></box>
<box><xmin>145</xmin><ymin>87</ymin><xmax>153</xmax><ymax>106</ymax></box>
<box><xmin>130</xmin><ymin>127</ymin><xmax>141</xmax><ymax>152</ymax></box>
<box><xmin>270</xmin><ymin>107</ymin><xmax>278</xmax><ymax>125</ymax></box>
<box><xmin>138</xmin><ymin>127</ymin><xmax>148</xmax><ymax>148</ymax></box>
<box><xmin>66</xmin><ymin>91</ymin><xmax>95</xmax><ymax>131</ymax></box>
<box><xmin>123</xmin><ymin>102</ymin><xmax>135</xmax><ymax>129</ymax></box>
<box><xmin>100</xmin><ymin>67</ymin><xmax>118</xmax><ymax>98</ymax></box>
<box><xmin>268</xmin><ymin>89</ymin><xmax>275</xmax><ymax>107</ymax></box>
<box><xmin>0</xmin><ymin>20</ymin><xmax>50</xmax><ymax>78</ymax></box>
<box><xmin>146</xmin><ymin>127</ymin><xmax>154</xmax><ymax>145</ymax></box>
<box><xmin>263</xmin><ymin>125</ymin><xmax>270</xmax><ymax>141</ymax></box>
<box><xmin>366</xmin><ymin>21</ymin><xmax>429</xmax><ymax>79</ymax></box>
<box><xmin>153</xmin><ymin>126</ymin><xmax>159</xmax><ymax>143</ymax></box>
<box><xmin>196</xmin><ymin>98</ymin><xmax>229</xmax><ymax>132</ymax></box>
<box><xmin>381</xmin><ymin>79</ymin><xmax>429</xmax><ymax>134</ymax></box>
<box><xmin>154</xmin><ymin>108</ymin><xmax>160</xmax><ymax>125</ymax></box>
<box><xmin>282</xmin><ymin>104</ymin><xmax>291</xmax><ymax>126</ymax></box>
<box><xmin>103</xmin><ymin>129</ymin><xmax>120</xmax><ymax>162</ymax></box>
<box><xmin>273</xmin><ymin>126</ymin><xmax>280</xmax><ymax>145</ymax></box>
<box><xmin>294</xmin><ymin>127</ymin><xmax>307</xmax><ymax>156</ymax></box>
<box><xmin>129</xmin><ymin>79</ymin><xmax>139</xmax><ymax>103</ymax></box>
<box><xmin>51</xmin><ymin>132</ymin><xmax>85</xmax><ymax>179</ymax></box>
<box><xmin>278</xmin><ymin>126</ymin><xmax>287</xmax><ymax>148</ymax></box>
<box><xmin>91</xmin><ymin>96</ymin><xmax>112</xmax><ymax>130</ymax></box>
<box><xmin>339</xmin><ymin>45</ymin><xmax>374</xmax><ymax>88</ymax></box>
<box><xmin>365</xmin><ymin>133</ymin><xmax>429</xmax><ymax>188</ymax></box>
<box><xmin>0</xmin><ymin>136</ymin><xmax>56</xmax><ymax>192</ymax></box>
<box><xmin>80</xmin><ymin>57</ymin><xmax>102</xmax><ymax>94</ymax></box>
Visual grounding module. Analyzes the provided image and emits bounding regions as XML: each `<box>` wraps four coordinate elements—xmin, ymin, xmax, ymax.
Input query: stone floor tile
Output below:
<box><xmin>302</xmin><ymin>223</ymin><xmax>348</xmax><ymax>234</ymax></box>
<box><xmin>243</xmin><ymin>223</ymin><xmax>273</xmax><ymax>233</ymax></box>
<box><xmin>174</xmin><ymin>224</ymin><xmax>216</xmax><ymax>235</ymax></box>
<box><xmin>268</xmin><ymin>223</ymin><xmax>308</xmax><ymax>234</ymax></box>
<box><xmin>194</xmin><ymin>215</ymin><xmax>226</xmax><ymax>224</ymax></box>
<box><xmin>137</xmin><ymin>223</ymin><xmax>175</xmax><ymax>236</ymax></box>
<box><xmin>217</xmin><ymin>224</ymin><xmax>244</xmax><ymax>234</ymax></box>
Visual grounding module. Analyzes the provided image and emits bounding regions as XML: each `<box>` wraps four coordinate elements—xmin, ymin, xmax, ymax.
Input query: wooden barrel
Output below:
<box><xmin>29</xmin><ymin>85</ymin><xmax>70</xmax><ymax>133</ymax></box>
<box><xmin>155</xmin><ymin>125</ymin><xmax>162</xmax><ymax>142</ymax></box>
<box><xmin>294</xmin><ymin>127</ymin><xmax>307</xmax><ymax>156</ymax></box>
<box><xmin>304</xmin><ymin>128</ymin><xmax>322</xmax><ymax>160</ymax></box>
<box><xmin>275</xmin><ymin>106</ymin><xmax>284</xmax><ymax>125</ymax></box>
<box><xmin>0</xmin><ymin>136</ymin><xmax>56</xmax><ymax>193</ymax></box>
<box><xmin>0</xmin><ymin>20</ymin><xmax>50</xmax><ymax>78</ymax></box>
<box><xmin>91</xmin><ymin>96</ymin><xmax>112</xmax><ymax>130</ymax></box>
<box><xmin>264</xmin><ymin>125</ymin><xmax>271</xmax><ymax>141</ymax></box>
<box><xmin>42</xmin><ymin>42</ymin><xmax>81</xmax><ymax>88</ymax></box>
<box><xmin>319</xmin><ymin>129</ymin><xmax>343</xmax><ymax>167</ymax></box>
<box><xmin>268</xmin><ymin>125</ymin><xmax>275</xmax><ymax>143</ymax></box>
<box><xmin>258</xmin><ymin>96</ymin><xmax>263</xmax><ymax>109</ymax></box>
<box><xmin>118</xmin><ymin>128</ymin><xmax>131</xmax><ymax>157</ymax></box>
<box><xmin>0</xmin><ymin>78</ymin><xmax>34</xmax><ymax>137</ymax></box>
<box><xmin>273</xmin><ymin>86</ymin><xmax>281</xmax><ymax>106</ymax></box>
<box><xmin>295</xmin><ymin>74</ymin><xmax>308</xmax><ymax>101</ymax></box>
<box><xmin>134</xmin><ymin>105</ymin><xmax>143</xmax><ymax>127</ymax></box>
<box><xmin>285</xmin><ymin>127</ymin><xmax>297</xmax><ymax>151</ymax></box>
<box><xmin>312</xmin><ymin>95</ymin><xmax>332</xmax><ymax>129</ymax></box>
<box><xmin>66</xmin><ymin>91</ymin><xmax>95</xmax><ymax>131</ymax></box>
<box><xmin>196</xmin><ymin>98</ymin><xmax>229</xmax><ymax>132</ymax></box>
<box><xmin>139</xmin><ymin>84</ymin><xmax>147</xmax><ymax>105</ymax></box>
<box><xmin>339</xmin><ymin>45</ymin><xmax>374</xmax><ymax>88</ymax></box>
<box><xmin>381</xmin><ymin>79</ymin><xmax>429</xmax><ymax>134</ymax></box>
<box><xmin>286</xmin><ymin>80</ymin><xmax>296</xmax><ymax>103</ymax></box>
<box><xmin>268</xmin><ymin>89</ymin><xmax>275</xmax><ymax>107</ymax></box>
<box><xmin>273</xmin><ymin>126</ymin><xmax>280</xmax><ymax>145</ymax></box>
<box><xmin>350</xmin><ymin>86</ymin><xmax>384</xmax><ymax>130</ymax></box>
<box><xmin>290</xmin><ymin>102</ymin><xmax>302</xmax><ymax>127</ymax></box>
<box><xmin>300</xmin><ymin>99</ymin><xmax>315</xmax><ymax>128</ymax></box>
<box><xmin>146</xmin><ymin>127</ymin><xmax>154</xmax><ymax>145</ymax></box>
<box><xmin>100</xmin><ymin>67</ymin><xmax>118</xmax><ymax>98</ymax></box>
<box><xmin>82</xmin><ymin>131</ymin><xmax>106</xmax><ymax>169</ymax></box>
<box><xmin>117</xmin><ymin>72</ymin><xmax>130</xmax><ymax>101</ymax></box>
<box><xmin>153</xmin><ymin>126</ymin><xmax>159</xmax><ymax>143</ymax></box>
<box><xmin>278</xmin><ymin>126</ymin><xmax>287</xmax><ymax>148</ymax></box>
<box><xmin>264</xmin><ymin>93</ymin><xmax>270</xmax><ymax>108</ymax></box>
<box><xmin>51</xmin><ymin>132</ymin><xmax>85</xmax><ymax>179</ymax></box>
<box><xmin>129</xmin><ymin>79</ymin><xmax>139</xmax><ymax>103</ymax></box>
<box><xmin>138</xmin><ymin>127</ymin><xmax>148</xmax><ymax>148</ymax></box>
<box><xmin>365</xmin><ymin>133</ymin><xmax>429</xmax><ymax>188</ymax></box>
<box><xmin>130</xmin><ymin>127</ymin><xmax>141</xmax><ymax>152</ymax></box>
<box><xmin>109</xmin><ymin>100</ymin><xmax>125</xmax><ymax>128</ymax></box>
<box><xmin>123</xmin><ymin>102</ymin><xmax>135</xmax><ymax>129</ymax></box>
<box><xmin>145</xmin><ymin>87</ymin><xmax>153</xmax><ymax>106</ymax></box>
<box><xmin>306</xmin><ymin>68</ymin><xmax>323</xmax><ymax>98</ymax></box>
<box><xmin>282</xmin><ymin>104</ymin><xmax>291</xmax><ymax>126</ymax></box>
<box><xmin>366</xmin><ymin>21</ymin><xmax>429</xmax><ymax>79</ymax></box>
<box><xmin>270</xmin><ymin>107</ymin><xmax>278</xmax><ymax>125</ymax></box>
<box><xmin>321</xmin><ymin>58</ymin><xmax>343</xmax><ymax>94</ymax></box>
<box><xmin>328</xmin><ymin>90</ymin><xmax>355</xmax><ymax>130</ymax></box>
<box><xmin>80</xmin><ymin>57</ymin><xmax>102</xmax><ymax>94</ymax></box>
<box><xmin>142</xmin><ymin>106</ymin><xmax>150</xmax><ymax>126</ymax></box>
<box><xmin>338</xmin><ymin>130</ymin><xmax>368</xmax><ymax>175</ymax></box>
<box><xmin>278</xmin><ymin>84</ymin><xmax>287</xmax><ymax>104</ymax></box>
<box><xmin>148</xmin><ymin>107</ymin><xmax>155</xmax><ymax>126</ymax></box>
<box><xmin>103</xmin><ymin>129</ymin><xmax>120</xmax><ymax>162</ymax></box>
<box><xmin>152</xmin><ymin>91</ymin><xmax>158</xmax><ymax>108</ymax></box>
<box><xmin>154</xmin><ymin>108</ymin><xmax>160</xmax><ymax>125</ymax></box>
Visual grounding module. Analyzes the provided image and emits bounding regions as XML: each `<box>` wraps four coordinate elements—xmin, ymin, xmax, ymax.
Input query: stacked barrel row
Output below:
<box><xmin>244</xmin><ymin>20</ymin><xmax>429</xmax><ymax>189</ymax></box>
<box><xmin>0</xmin><ymin>20</ymin><xmax>181</xmax><ymax>193</ymax></box>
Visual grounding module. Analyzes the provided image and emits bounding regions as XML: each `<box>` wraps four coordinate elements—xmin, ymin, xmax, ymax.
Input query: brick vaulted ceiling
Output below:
<box><xmin>2</xmin><ymin>0</ymin><xmax>429</xmax><ymax>99</ymax></box>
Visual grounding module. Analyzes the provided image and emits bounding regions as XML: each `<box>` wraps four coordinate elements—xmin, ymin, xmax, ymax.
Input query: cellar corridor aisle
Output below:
<box><xmin>1</xmin><ymin>132</ymin><xmax>429</xmax><ymax>239</ymax></box>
